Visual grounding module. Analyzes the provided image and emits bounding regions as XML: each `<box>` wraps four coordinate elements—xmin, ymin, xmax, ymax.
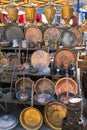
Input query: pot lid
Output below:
<box><xmin>31</xmin><ymin>50</ymin><xmax>50</xmax><ymax>69</ymax></box>
<box><xmin>0</xmin><ymin>114</ymin><xmax>18</xmax><ymax>130</ymax></box>
<box><xmin>44</xmin><ymin>1</ymin><xmax>55</xmax><ymax>6</ymax></box>
<box><xmin>6</xmin><ymin>2</ymin><xmax>18</xmax><ymax>7</ymax></box>
<box><xmin>23</xmin><ymin>0</ymin><xmax>37</xmax><ymax>7</ymax></box>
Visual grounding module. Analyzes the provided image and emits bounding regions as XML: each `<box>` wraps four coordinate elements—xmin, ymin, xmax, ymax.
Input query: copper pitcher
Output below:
<box><xmin>25</xmin><ymin>0</ymin><xmax>37</xmax><ymax>24</ymax></box>
<box><xmin>44</xmin><ymin>0</ymin><xmax>56</xmax><ymax>26</ymax></box>
<box><xmin>6</xmin><ymin>1</ymin><xmax>18</xmax><ymax>23</ymax></box>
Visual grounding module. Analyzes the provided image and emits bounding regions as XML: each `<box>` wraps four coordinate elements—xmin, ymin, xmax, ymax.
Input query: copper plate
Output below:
<box><xmin>25</xmin><ymin>27</ymin><xmax>42</xmax><ymax>43</ymax></box>
<box><xmin>54</xmin><ymin>48</ymin><xmax>76</xmax><ymax>67</ymax></box>
<box><xmin>55</xmin><ymin>77</ymin><xmax>78</xmax><ymax>96</ymax></box>
<box><xmin>31</xmin><ymin>50</ymin><xmax>50</xmax><ymax>69</ymax></box>
<box><xmin>69</xmin><ymin>28</ymin><xmax>82</xmax><ymax>46</ymax></box>
<box><xmin>20</xmin><ymin>107</ymin><xmax>43</xmax><ymax>130</ymax></box>
<box><xmin>44</xmin><ymin>27</ymin><xmax>61</xmax><ymax>43</ymax></box>
<box><xmin>44</xmin><ymin>102</ymin><xmax>67</xmax><ymax>130</ymax></box>
<box><xmin>15</xmin><ymin>77</ymin><xmax>34</xmax><ymax>90</ymax></box>
<box><xmin>4</xmin><ymin>25</ymin><xmax>24</xmax><ymax>42</ymax></box>
<box><xmin>0</xmin><ymin>57</ymin><xmax>10</xmax><ymax>67</ymax></box>
<box><xmin>35</xmin><ymin>77</ymin><xmax>55</xmax><ymax>95</ymax></box>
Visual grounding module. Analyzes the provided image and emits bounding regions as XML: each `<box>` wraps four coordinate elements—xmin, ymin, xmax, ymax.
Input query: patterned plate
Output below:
<box><xmin>44</xmin><ymin>27</ymin><xmax>61</xmax><ymax>43</ymax></box>
<box><xmin>69</xmin><ymin>28</ymin><xmax>82</xmax><ymax>46</ymax></box>
<box><xmin>54</xmin><ymin>48</ymin><xmax>76</xmax><ymax>67</ymax></box>
<box><xmin>4</xmin><ymin>25</ymin><xmax>24</xmax><ymax>42</ymax></box>
<box><xmin>25</xmin><ymin>27</ymin><xmax>42</xmax><ymax>43</ymax></box>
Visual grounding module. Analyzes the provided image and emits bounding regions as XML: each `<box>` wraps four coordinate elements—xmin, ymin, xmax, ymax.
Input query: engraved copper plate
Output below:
<box><xmin>44</xmin><ymin>102</ymin><xmax>67</xmax><ymax>129</ymax></box>
<box><xmin>35</xmin><ymin>77</ymin><xmax>55</xmax><ymax>95</ymax></box>
<box><xmin>55</xmin><ymin>77</ymin><xmax>78</xmax><ymax>96</ymax></box>
<box><xmin>69</xmin><ymin>28</ymin><xmax>82</xmax><ymax>46</ymax></box>
<box><xmin>25</xmin><ymin>27</ymin><xmax>42</xmax><ymax>43</ymax></box>
<box><xmin>44</xmin><ymin>27</ymin><xmax>61</xmax><ymax>43</ymax></box>
<box><xmin>31</xmin><ymin>50</ymin><xmax>50</xmax><ymax>69</ymax></box>
<box><xmin>54</xmin><ymin>48</ymin><xmax>76</xmax><ymax>67</ymax></box>
<box><xmin>5</xmin><ymin>25</ymin><xmax>24</xmax><ymax>42</ymax></box>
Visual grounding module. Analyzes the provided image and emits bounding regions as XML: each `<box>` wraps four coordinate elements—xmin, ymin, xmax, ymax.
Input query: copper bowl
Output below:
<box><xmin>55</xmin><ymin>77</ymin><xmax>78</xmax><ymax>104</ymax></box>
<box><xmin>0</xmin><ymin>40</ymin><xmax>11</xmax><ymax>48</ymax></box>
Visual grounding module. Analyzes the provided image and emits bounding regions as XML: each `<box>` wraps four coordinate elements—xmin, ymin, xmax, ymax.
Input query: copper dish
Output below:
<box><xmin>34</xmin><ymin>77</ymin><xmax>55</xmax><ymax>104</ymax></box>
<box><xmin>44</xmin><ymin>102</ymin><xmax>67</xmax><ymax>130</ymax></box>
<box><xmin>0</xmin><ymin>56</ymin><xmax>10</xmax><ymax>67</ymax></box>
<box><xmin>69</xmin><ymin>28</ymin><xmax>82</xmax><ymax>46</ymax></box>
<box><xmin>20</xmin><ymin>107</ymin><xmax>43</xmax><ymax>130</ymax></box>
<box><xmin>44</xmin><ymin>27</ymin><xmax>61</xmax><ymax>43</ymax></box>
<box><xmin>54</xmin><ymin>48</ymin><xmax>76</xmax><ymax>67</ymax></box>
<box><xmin>25</xmin><ymin>27</ymin><xmax>42</xmax><ymax>44</ymax></box>
<box><xmin>15</xmin><ymin>77</ymin><xmax>34</xmax><ymax>91</ymax></box>
<box><xmin>55</xmin><ymin>77</ymin><xmax>78</xmax><ymax>104</ymax></box>
<box><xmin>31</xmin><ymin>50</ymin><xmax>50</xmax><ymax>70</ymax></box>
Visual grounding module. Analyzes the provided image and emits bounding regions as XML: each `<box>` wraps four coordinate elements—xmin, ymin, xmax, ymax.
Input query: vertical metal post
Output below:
<box><xmin>77</xmin><ymin>0</ymin><xmax>80</xmax><ymax>13</ymax></box>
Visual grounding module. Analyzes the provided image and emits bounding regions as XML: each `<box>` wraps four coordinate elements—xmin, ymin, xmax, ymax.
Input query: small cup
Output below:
<box><xmin>21</xmin><ymin>40</ymin><xmax>27</xmax><ymax>48</ymax></box>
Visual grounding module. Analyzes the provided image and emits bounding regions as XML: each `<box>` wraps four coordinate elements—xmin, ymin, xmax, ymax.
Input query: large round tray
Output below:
<box><xmin>31</xmin><ymin>50</ymin><xmax>50</xmax><ymax>70</ymax></box>
<box><xmin>4</xmin><ymin>25</ymin><xmax>24</xmax><ymax>42</ymax></box>
<box><xmin>25</xmin><ymin>27</ymin><xmax>42</xmax><ymax>43</ymax></box>
<box><xmin>55</xmin><ymin>77</ymin><xmax>78</xmax><ymax>96</ymax></box>
<box><xmin>44</xmin><ymin>27</ymin><xmax>61</xmax><ymax>43</ymax></box>
<box><xmin>69</xmin><ymin>28</ymin><xmax>82</xmax><ymax>46</ymax></box>
<box><xmin>44</xmin><ymin>102</ymin><xmax>67</xmax><ymax>130</ymax></box>
<box><xmin>0</xmin><ymin>114</ymin><xmax>18</xmax><ymax>130</ymax></box>
<box><xmin>54</xmin><ymin>48</ymin><xmax>76</xmax><ymax>67</ymax></box>
<box><xmin>20</xmin><ymin>107</ymin><xmax>43</xmax><ymax>130</ymax></box>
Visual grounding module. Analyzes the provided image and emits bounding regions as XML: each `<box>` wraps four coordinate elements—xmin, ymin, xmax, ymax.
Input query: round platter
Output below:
<box><xmin>54</xmin><ymin>48</ymin><xmax>76</xmax><ymax>67</ymax></box>
<box><xmin>25</xmin><ymin>27</ymin><xmax>42</xmax><ymax>43</ymax></box>
<box><xmin>31</xmin><ymin>50</ymin><xmax>50</xmax><ymax>70</ymax></box>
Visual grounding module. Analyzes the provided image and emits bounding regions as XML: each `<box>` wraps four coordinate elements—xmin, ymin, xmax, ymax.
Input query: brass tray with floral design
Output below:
<box><xmin>44</xmin><ymin>102</ymin><xmax>67</xmax><ymax>130</ymax></box>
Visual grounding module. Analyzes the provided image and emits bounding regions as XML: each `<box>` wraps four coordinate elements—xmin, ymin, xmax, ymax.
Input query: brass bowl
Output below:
<box><xmin>44</xmin><ymin>102</ymin><xmax>67</xmax><ymax>130</ymax></box>
<box><xmin>20</xmin><ymin>107</ymin><xmax>43</xmax><ymax>130</ymax></box>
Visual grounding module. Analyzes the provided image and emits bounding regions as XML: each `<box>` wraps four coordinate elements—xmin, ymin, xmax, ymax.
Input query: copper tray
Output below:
<box><xmin>15</xmin><ymin>77</ymin><xmax>34</xmax><ymax>91</ymax></box>
<box><xmin>25</xmin><ymin>27</ymin><xmax>42</xmax><ymax>43</ymax></box>
<box><xmin>44</xmin><ymin>27</ymin><xmax>61</xmax><ymax>43</ymax></box>
<box><xmin>0</xmin><ymin>56</ymin><xmax>10</xmax><ymax>67</ymax></box>
<box><xmin>69</xmin><ymin>28</ymin><xmax>82</xmax><ymax>46</ymax></box>
<box><xmin>31</xmin><ymin>50</ymin><xmax>50</xmax><ymax>70</ymax></box>
<box><xmin>55</xmin><ymin>77</ymin><xmax>78</xmax><ymax>96</ymax></box>
<box><xmin>4</xmin><ymin>25</ymin><xmax>24</xmax><ymax>42</ymax></box>
<box><xmin>54</xmin><ymin>48</ymin><xmax>76</xmax><ymax>67</ymax></box>
<box><xmin>44</xmin><ymin>102</ymin><xmax>67</xmax><ymax>130</ymax></box>
<box><xmin>20</xmin><ymin>107</ymin><xmax>43</xmax><ymax>130</ymax></box>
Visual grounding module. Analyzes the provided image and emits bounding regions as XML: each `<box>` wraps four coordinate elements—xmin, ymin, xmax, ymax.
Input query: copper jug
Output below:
<box><xmin>6</xmin><ymin>1</ymin><xmax>18</xmax><ymax>23</ymax></box>
<box><xmin>25</xmin><ymin>0</ymin><xmax>37</xmax><ymax>24</ymax></box>
<box><xmin>44</xmin><ymin>0</ymin><xmax>56</xmax><ymax>26</ymax></box>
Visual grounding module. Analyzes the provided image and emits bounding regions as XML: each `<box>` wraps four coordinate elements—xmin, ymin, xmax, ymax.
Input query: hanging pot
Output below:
<box><xmin>34</xmin><ymin>77</ymin><xmax>55</xmax><ymax>104</ymax></box>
